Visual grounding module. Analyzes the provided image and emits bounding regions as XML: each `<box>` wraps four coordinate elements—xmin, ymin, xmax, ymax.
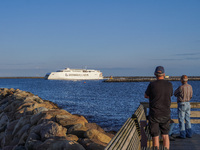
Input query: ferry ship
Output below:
<box><xmin>45</xmin><ymin>68</ymin><xmax>103</xmax><ymax>80</ymax></box>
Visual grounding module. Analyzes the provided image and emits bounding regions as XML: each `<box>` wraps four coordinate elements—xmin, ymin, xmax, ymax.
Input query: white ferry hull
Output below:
<box><xmin>45</xmin><ymin>68</ymin><xmax>103</xmax><ymax>80</ymax></box>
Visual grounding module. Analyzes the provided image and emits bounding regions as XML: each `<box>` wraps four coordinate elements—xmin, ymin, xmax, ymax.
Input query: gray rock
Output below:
<box><xmin>0</xmin><ymin>113</ymin><xmax>8</xmax><ymax>132</ymax></box>
<box><xmin>39</xmin><ymin>121</ymin><xmax>67</xmax><ymax>141</ymax></box>
<box><xmin>36</xmin><ymin>138</ymin><xmax>86</xmax><ymax>150</ymax></box>
<box><xmin>33</xmin><ymin>107</ymin><xmax>48</xmax><ymax>114</ymax></box>
<box><xmin>12</xmin><ymin>116</ymin><xmax>30</xmax><ymax>136</ymax></box>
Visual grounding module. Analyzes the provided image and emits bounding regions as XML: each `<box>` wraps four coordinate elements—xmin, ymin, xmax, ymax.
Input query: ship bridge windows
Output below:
<box><xmin>69</xmin><ymin>74</ymin><xmax>89</xmax><ymax>76</ymax></box>
<box><xmin>72</xmin><ymin>70</ymin><xmax>82</xmax><ymax>72</ymax></box>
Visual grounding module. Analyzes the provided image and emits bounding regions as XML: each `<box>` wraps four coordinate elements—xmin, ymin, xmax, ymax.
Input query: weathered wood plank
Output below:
<box><xmin>170</xmin><ymin>102</ymin><xmax>177</xmax><ymax>108</ymax></box>
<box><xmin>172</xmin><ymin>119</ymin><xmax>200</xmax><ymax>124</ymax></box>
<box><xmin>141</xmin><ymin>102</ymin><xmax>200</xmax><ymax>109</ymax></box>
<box><xmin>191</xmin><ymin>111</ymin><xmax>200</xmax><ymax>117</ymax></box>
<box><xmin>190</xmin><ymin>102</ymin><xmax>200</xmax><ymax>108</ymax></box>
<box><xmin>135</xmin><ymin>104</ymin><xmax>146</xmax><ymax>121</ymax></box>
<box><xmin>171</xmin><ymin>102</ymin><xmax>200</xmax><ymax>108</ymax></box>
<box><xmin>105</xmin><ymin>118</ymin><xmax>132</xmax><ymax>149</ymax></box>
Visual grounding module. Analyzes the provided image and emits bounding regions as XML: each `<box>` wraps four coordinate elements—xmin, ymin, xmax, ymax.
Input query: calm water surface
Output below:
<box><xmin>0</xmin><ymin>78</ymin><xmax>200</xmax><ymax>134</ymax></box>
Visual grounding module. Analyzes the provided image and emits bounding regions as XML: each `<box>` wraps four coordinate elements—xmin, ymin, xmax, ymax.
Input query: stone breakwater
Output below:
<box><xmin>0</xmin><ymin>88</ymin><xmax>114</xmax><ymax>150</ymax></box>
<box><xmin>104</xmin><ymin>76</ymin><xmax>200</xmax><ymax>82</ymax></box>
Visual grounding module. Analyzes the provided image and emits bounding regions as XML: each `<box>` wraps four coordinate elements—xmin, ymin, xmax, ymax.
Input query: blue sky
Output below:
<box><xmin>0</xmin><ymin>0</ymin><xmax>200</xmax><ymax>77</ymax></box>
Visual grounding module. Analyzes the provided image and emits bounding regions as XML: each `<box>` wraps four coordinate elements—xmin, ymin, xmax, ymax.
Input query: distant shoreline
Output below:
<box><xmin>1</xmin><ymin>76</ymin><xmax>200</xmax><ymax>82</ymax></box>
<box><xmin>0</xmin><ymin>77</ymin><xmax>44</xmax><ymax>79</ymax></box>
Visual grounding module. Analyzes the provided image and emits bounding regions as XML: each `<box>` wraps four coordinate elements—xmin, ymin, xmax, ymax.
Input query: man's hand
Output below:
<box><xmin>144</xmin><ymin>93</ymin><xmax>149</xmax><ymax>99</ymax></box>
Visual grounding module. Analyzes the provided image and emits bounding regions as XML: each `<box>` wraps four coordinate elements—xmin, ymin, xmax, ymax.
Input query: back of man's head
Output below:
<box><xmin>154</xmin><ymin>66</ymin><xmax>165</xmax><ymax>77</ymax></box>
<box><xmin>181</xmin><ymin>75</ymin><xmax>188</xmax><ymax>83</ymax></box>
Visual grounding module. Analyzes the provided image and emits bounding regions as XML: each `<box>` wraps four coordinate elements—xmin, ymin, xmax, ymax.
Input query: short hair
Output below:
<box><xmin>181</xmin><ymin>75</ymin><xmax>188</xmax><ymax>82</ymax></box>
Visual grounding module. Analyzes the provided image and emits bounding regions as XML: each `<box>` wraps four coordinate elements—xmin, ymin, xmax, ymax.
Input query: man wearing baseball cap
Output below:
<box><xmin>145</xmin><ymin>66</ymin><xmax>173</xmax><ymax>149</ymax></box>
<box><xmin>174</xmin><ymin>75</ymin><xmax>193</xmax><ymax>139</ymax></box>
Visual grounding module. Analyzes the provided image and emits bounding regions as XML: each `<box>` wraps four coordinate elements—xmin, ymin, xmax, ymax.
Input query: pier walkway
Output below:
<box><xmin>170</xmin><ymin>134</ymin><xmax>200</xmax><ymax>150</ymax></box>
<box><xmin>105</xmin><ymin>102</ymin><xmax>200</xmax><ymax>150</ymax></box>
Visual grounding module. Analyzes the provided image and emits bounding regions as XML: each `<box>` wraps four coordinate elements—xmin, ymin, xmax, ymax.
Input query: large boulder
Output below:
<box><xmin>39</xmin><ymin>121</ymin><xmax>67</xmax><ymax>141</ymax></box>
<box><xmin>85</xmin><ymin>123</ymin><xmax>105</xmax><ymax>133</ymax></box>
<box><xmin>56</xmin><ymin>114</ymin><xmax>88</xmax><ymax>128</ymax></box>
<box><xmin>84</xmin><ymin>129</ymin><xmax>111</xmax><ymax>144</ymax></box>
<box><xmin>68</xmin><ymin>123</ymin><xmax>88</xmax><ymax>138</ymax></box>
<box><xmin>65</xmin><ymin>134</ymin><xmax>79</xmax><ymax>141</ymax></box>
<box><xmin>12</xmin><ymin>116</ymin><xmax>30</xmax><ymax>136</ymax></box>
<box><xmin>0</xmin><ymin>113</ymin><xmax>8</xmax><ymax>132</ymax></box>
<box><xmin>36</xmin><ymin>137</ymin><xmax>86</xmax><ymax>150</ymax></box>
<box><xmin>78</xmin><ymin>138</ymin><xmax>105</xmax><ymax>150</ymax></box>
<box><xmin>1</xmin><ymin>120</ymin><xmax>18</xmax><ymax>147</ymax></box>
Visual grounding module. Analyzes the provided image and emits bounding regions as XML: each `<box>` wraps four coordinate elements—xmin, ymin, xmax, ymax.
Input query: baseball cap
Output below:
<box><xmin>154</xmin><ymin>66</ymin><xmax>165</xmax><ymax>75</ymax></box>
<box><xmin>181</xmin><ymin>75</ymin><xmax>188</xmax><ymax>81</ymax></box>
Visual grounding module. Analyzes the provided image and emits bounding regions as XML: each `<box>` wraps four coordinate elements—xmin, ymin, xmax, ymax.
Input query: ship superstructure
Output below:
<box><xmin>45</xmin><ymin>68</ymin><xmax>103</xmax><ymax>80</ymax></box>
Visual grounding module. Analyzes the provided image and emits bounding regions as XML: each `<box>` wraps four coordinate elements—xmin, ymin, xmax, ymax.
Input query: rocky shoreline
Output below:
<box><xmin>0</xmin><ymin>88</ymin><xmax>114</xmax><ymax>150</ymax></box>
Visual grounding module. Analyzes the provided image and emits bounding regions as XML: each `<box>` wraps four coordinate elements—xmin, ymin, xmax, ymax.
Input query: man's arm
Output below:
<box><xmin>145</xmin><ymin>83</ymin><xmax>150</xmax><ymax>99</ymax></box>
<box><xmin>174</xmin><ymin>87</ymin><xmax>180</xmax><ymax>97</ymax></box>
<box><xmin>190</xmin><ymin>85</ymin><xmax>193</xmax><ymax>99</ymax></box>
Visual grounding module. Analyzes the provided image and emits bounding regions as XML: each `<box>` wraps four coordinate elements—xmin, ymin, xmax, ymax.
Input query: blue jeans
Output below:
<box><xmin>169</xmin><ymin>122</ymin><xmax>175</xmax><ymax>136</ymax></box>
<box><xmin>178</xmin><ymin>102</ymin><xmax>192</xmax><ymax>138</ymax></box>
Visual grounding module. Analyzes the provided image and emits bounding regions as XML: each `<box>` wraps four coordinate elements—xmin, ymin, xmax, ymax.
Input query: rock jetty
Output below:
<box><xmin>104</xmin><ymin>76</ymin><xmax>200</xmax><ymax>82</ymax></box>
<box><xmin>0</xmin><ymin>88</ymin><xmax>114</xmax><ymax>150</ymax></box>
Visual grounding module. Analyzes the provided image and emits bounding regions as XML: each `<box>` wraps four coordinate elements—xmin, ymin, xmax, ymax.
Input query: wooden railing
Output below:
<box><xmin>140</xmin><ymin>102</ymin><xmax>200</xmax><ymax>124</ymax></box>
<box><xmin>105</xmin><ymin>104</ymin><xmax>167</xmax><ymax>150</ymax></box>
<box><xmin>105</xmin><ymin>105</ymin><xmax>146</xmax><ymax>150</ymax></box>
<box><xmin>104</xmin><ymin>118</ymin><xmax>141</xmax><ymax>150</ymax></box>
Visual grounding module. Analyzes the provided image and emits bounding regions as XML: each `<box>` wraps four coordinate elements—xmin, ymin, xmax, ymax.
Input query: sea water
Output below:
<box><xmin>0</xmin><ymin>78</ymin><xmax>200</xmax><ymax>134</ymax></box>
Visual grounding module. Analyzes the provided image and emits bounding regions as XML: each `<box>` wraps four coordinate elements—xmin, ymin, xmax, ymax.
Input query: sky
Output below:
<box><xmin>0</xmin><ymin>0</ymin><xmax>200</xmax><ymax>77</ymax></box>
